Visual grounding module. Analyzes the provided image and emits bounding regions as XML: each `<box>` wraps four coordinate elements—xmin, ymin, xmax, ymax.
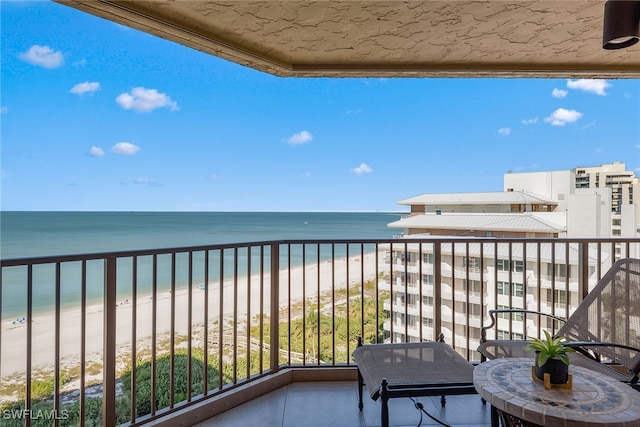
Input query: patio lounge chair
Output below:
<box><xmin>478</xmin><ymin>257</ymin><xmax>640</xmax><ymax>390</ymax></box>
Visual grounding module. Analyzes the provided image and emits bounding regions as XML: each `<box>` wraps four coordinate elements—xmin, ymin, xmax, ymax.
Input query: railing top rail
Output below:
<box><xmin>1</xmin><ymin>237</ymin><xmax>638</xmax><ymax>266</ymax></box>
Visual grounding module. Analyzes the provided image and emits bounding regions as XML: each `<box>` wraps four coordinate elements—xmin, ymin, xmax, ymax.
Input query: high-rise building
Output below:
<box><xmin>382</xmin><ymin>162</ymin><xmax>638</xmax><ymax>356</ymax></box>
<box><xmin>504</xmin><ymin>162</ymin><xmax>640</xmax><ymax>238</ymax></box>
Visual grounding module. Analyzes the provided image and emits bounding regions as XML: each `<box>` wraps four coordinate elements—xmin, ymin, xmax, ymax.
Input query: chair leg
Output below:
<box><xmin>357</xmin><ymin>368</ymin><xmax>364</xmax><ymax>411</ymax></box>
<box><xmin>381</xmin><ymin>379</ymin><xmax>389</xmax><ymax>427</ymax></box>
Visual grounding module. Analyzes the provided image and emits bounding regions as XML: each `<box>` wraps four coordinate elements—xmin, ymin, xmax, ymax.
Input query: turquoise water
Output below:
<box><xmin>0</xmin><ymin>211</ymin><xmax>399</xmax><ymax>258</ymax></box>
<box><xmin>1</xmin><ymin>211</ymin><xmax>400</xmax><ymax>319</ymax></box>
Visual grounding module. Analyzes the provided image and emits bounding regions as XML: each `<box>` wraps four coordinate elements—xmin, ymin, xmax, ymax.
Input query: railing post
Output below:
<box><xmin>270</xmin><ymin>243</ymin><xmax>280</xmax><ymax>372</ymax></box>
<box><xmin>103</xmin><ymin>257</ymin><xmax>117</xmax><ymax>427</ymax></box>
<box><xmin>434</xmin><ymin>242</ymin><xmax>442</xmax><ymax>342</ymax></box>
<box><xmin>579</xmin><ymin>241</ymin><xmax>590</xmax><ymax>300</ymax></box>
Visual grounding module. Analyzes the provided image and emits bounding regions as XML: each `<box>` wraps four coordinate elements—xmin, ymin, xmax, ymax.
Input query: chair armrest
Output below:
<box><xmin>566</xmin><ymin>341</ymin><xmax>640</xmax><ymax>355</ymax></box>
<box><xmin>480</xmin><ymin>309</ymin><xmax>566</xmax><ymax>342</ymax></box>
<box><xmin>565</xmin><ymin>341</ymin><xmax>640</xmax><ymax>383</ymax></box>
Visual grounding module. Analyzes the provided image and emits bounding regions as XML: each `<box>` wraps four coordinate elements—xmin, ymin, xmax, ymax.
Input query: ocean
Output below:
<box><xmin>0</xmin><ymin>211</ymin><xmax>401</xmax><ymax>320</ymax></box>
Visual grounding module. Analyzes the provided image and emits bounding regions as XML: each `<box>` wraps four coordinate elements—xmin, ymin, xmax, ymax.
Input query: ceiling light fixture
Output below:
<box><xmin>603</xmin><ymin>0</ymin><xmax>640</xmax><ymax>49</ymax></box>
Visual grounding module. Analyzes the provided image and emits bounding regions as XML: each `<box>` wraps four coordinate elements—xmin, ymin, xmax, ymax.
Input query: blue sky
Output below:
<box><xmin>2</xmin><ymin>1</ymin><xmax>639</xmax><ymax>212</ymax></box>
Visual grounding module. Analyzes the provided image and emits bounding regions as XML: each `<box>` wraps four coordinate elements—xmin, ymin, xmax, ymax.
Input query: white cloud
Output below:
<box><xmin>286</xmin><ymin>130</ymin><xmax>313</xmax><ymax>145</ymax></box>
<box><xmin>522</xmin><ymin>117</ymin><xmax>538</xmax><ymax>125</ymax></box>
<box><xmin>567</xmin><ymin>79</ymin><xmax>611</xmax><ymax>96</ymax></box>
<box><xmin>112</xmin><ymin>142</ymin><xmax>140</xmax><ymax>154</ymax></box>
<box><xmin>351</xmin><ymin>163</ymin><xmax>372</xmax><ymax>175</ymax></box>
<box><xmin>89</xmin><ymin>146</ymin><xmax>105</xmax><ymax>157</ymax></box>
<box><xmin>70</xmin><ymin>81</ymin><xmax>100</xmax><ymax>95</ymax></box>
<box><xmin>115</xmin><ymin>87</ymin><xmax>179</xmax><ymax>112</ymax></box>
<box><xmin>0</xmin><ymin>106</ymin><xmax>8</xmax><ymax>114</ymax></box>
<box><xmin>552</xmin><ymin>88</ymin><xmax>568</xmax><ymax>98</ymax></box>
<box><xmin>498</xmin><ymin>127</ymin><xmax>511</xmax><ymax>136</ymax></box>
<box><xmin>134</xmin><ymin>177</ymin><xmax>160</xmax><ymax>186</ymax></box>
<box><xmin>19</xmin><ymin>45</ymin><xmax>64</xmax><ymax>68</ymax></box>
<box><xmin>544</xmin><ymin>108</ymin><xmax>583</xmax><ymax>126</ymax></box>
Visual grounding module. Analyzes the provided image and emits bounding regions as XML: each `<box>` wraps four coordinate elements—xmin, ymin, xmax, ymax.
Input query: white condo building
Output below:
<box><xmin>382</xmin><ymin>162</ymin><xmax>639</xmax><ymax>358</ymax></box>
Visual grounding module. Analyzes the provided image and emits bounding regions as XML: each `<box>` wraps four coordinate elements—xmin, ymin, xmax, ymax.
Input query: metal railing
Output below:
<box><xmin>1</xmin><ymin>237</ymin><xmax>638</xmax><ymax>426</ymax></box>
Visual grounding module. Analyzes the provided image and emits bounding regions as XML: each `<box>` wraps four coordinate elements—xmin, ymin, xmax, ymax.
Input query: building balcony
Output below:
<box><xmin>1</xmin><ymin>237</ymin><xmax>638</xmax><ymax>426</ymax></box>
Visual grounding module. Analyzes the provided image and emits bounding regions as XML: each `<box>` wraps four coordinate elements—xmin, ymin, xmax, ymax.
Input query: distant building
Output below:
<box><xmin>504</xmin><ymin>162</ymin><xmax>640</xmax><ymax>239</ymax></box>
<box><xmin>382</xmin><ymin>162</ymin><xmax>638</xmax><ymax>356</ymax></box>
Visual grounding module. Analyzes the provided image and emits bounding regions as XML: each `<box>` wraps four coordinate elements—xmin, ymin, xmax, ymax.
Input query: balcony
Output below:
<box><xmin>1</xmin><ymin>237</ymin><xmax>639</xmax><ymax>426</ymax></box>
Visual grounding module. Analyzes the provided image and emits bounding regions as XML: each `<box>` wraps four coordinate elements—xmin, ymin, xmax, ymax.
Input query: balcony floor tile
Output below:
<box><xmin>198</xmin><ymin>381</ymin><xmax>491</xmax><ymax>427</ymax></box>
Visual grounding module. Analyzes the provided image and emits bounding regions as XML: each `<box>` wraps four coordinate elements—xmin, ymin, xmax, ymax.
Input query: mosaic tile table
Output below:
<box><xmin>473</xmin><ymin>358</ymin><xmax>640</xmax><ymax>427</ymax></box>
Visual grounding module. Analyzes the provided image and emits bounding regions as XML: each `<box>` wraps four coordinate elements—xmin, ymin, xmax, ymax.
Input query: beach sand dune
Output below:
<box><xmin>0</xmin><ymin>252</ymin><xmax>382</xmax><ymax>384</ymax></box>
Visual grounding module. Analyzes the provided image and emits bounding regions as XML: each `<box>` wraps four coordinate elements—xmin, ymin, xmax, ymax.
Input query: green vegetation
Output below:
<box><xmin>255</xmin><ymin>279</ymin><xmax>388</xmax><ymax>364</ymax></box>
<box><xmin>0</xmin><ymin>279</ymin><xmax>388</xmax><ymax>425</ymax></box>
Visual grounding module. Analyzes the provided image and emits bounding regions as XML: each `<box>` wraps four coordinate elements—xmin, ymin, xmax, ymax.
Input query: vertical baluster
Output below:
<box><xmin>246</xmin><ymin>247</ymin><xmax>252</xmax><ymax>378</ymax></box>
<box><xmin>80</xmin><ymin>261</ymin><xmax>87</xmax><ymax>425</ymax></box>
<box><xmin>54</xmin><ymin>262</ymin><xmax>60</xmax><ymax>427</ymax></box>
<box><xmin>169</xmin><ymin>253</ymin><xmax>176</xmax><ymax>407</ymax></box>
<box><xmin>130</xmin><ymin>257</ymin><xmax>137</xmax><ymax>422</ymax></box>
<box><xmin>103</xmin><ymin>257</ymin><xmax>116</xmax><ymax>426</ymax></box>
<box><xmin>187</xmin><ymin>251</ymin><xmax>193</xmax><ymax>401</ymax></box>
<box><xmin>151</xmin><ymin>254</ymin><xmax>157</xmax><ymax>415</ymax></box>
<box><xmin>269</xmin><ymin>243</ymin><xmax>280</xmax><ymax>373</ymax></box>
<box><xmin>26</xmin><ymin>264</ymin><xmax>33</xmax><ymax>427</ymax></box>
<box><xmin>203</xmin><ymin>250</ymin><xmax>209</xmax><ymax>395</ymax></box>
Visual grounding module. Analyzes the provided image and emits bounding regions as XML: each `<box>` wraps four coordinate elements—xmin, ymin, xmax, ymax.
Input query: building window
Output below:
<box><xmin>512</xmin><ymin>260</ymin><xmax>524</xmax><ymax>273</ymax></box>
<box><xmin>546</xmin><ymin>318</ymin><xmax>563</xmax><ymax>331</ymax></box>
<box><xmin>497</xmin><ymin>305</ymin><xmax>523</xmax><ymax>321</ymax></box>
<box><xmin>463</xmin><ymin>256</ymin><xmax>480</xmax><ymax>271</ymax></box>
<box><xmin>422</xmin><ymin>253</ymin><xmax>434</xmax><ymax>264</ymax></box>
<box><xmin>422</xmin><ymin>274</ymin><xmax>434</xmax><ymax>286</ymax></box>
<box><xmin>408</xmin><ymin>315</ymin><xmax>419</xmax><ymax>327</ymax></box>
<box><xmin>406</xmin><ymin>294</ymin><xmax>418</xmax><ymax>306</ymax></box>
<box><xmin>422</xmin><ymin>317</ymin><xmax>433</xmax><ymax>327</ymax></box>
<box><xmin>497</xmin><ymin>259</ymin><xmax>510</xmax><ymax>271</ymax></box>
<box><xmin>512</xmin><ymin>283</ymin><xmax>524</xmax><ymax>297</ymax></box>
<box><xmin>468</xmin><ymin>280</ymin><xmax>482</xmax><ymax>295</ymax></box>
<box><xmin>422</xmin><ymin>295</ymin><xmax>434</xmax><ymax>306</ymax></box>
<box><xmin>407</xmin><ymin>272</ymin><xmax>419</xmax><ymax>287</ymax></box>
<box><xmin>546</xmin><ymin>289</ymin><xmax>567</xmax><ymax>305</ymax></box>
<box><xmin>546</xmin><ymin>263</ymin><xmax>569</xmax><ymax>279</ymax></box>
<box><xmin>469</xmin><ymin>304</ymin><xmax>482</xmax><ymax>317</ymax></box>
<box><xmin>455</xmin><ymin>301</ymin><xmax>467</xmax><ymax>314</ymax></box>
<box><xmin>497</xmin><ymin>281</ymin><xmax>510</xmax><ymax>295</ymax></box>
<box><xmin>456</xmin><ymin>325</ymin><xmax>467</xmax><ymax>337</ymax></box>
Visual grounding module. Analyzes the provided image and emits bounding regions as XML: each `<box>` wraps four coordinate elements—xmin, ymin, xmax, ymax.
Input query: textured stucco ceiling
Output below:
<box><xmin>56</xmin><ymin>0</ymin><xmax>640</xmax><ymax>78</ymax></box>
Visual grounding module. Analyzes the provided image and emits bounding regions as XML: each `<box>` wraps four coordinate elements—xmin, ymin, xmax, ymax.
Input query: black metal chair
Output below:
<box><xmin>478</xmin><ymin>257</ymin><xmax>640</xmax><ymax>390</ymax></box>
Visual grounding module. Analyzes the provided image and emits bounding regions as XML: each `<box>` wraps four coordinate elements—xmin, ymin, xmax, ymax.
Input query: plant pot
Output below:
<box><xmin>534</xmin><ymin>353</ymin><xmax>569</xmax><ymax>384</ymax></box>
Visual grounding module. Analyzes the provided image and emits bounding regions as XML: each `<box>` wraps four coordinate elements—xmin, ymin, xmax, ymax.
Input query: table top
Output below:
<box><xmin>473</xmin><ymin>358</ymin><xmax>640</xmax><ymax>427</ymax></box>
<box><xmin>353</xmin><ymin>341</ymin><xmax>474</xmax><ymax>398</ymax></box>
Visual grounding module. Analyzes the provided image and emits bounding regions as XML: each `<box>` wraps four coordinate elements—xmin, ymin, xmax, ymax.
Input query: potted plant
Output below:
<box><xmin>525</xmin><ymin>330</ymin><xmax>575</xmax><ymax>384</ymax></box>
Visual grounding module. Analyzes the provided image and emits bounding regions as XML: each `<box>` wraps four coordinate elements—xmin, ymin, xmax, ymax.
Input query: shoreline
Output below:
<box><xmin>0</xmin><ymin>252</ymin><xmax>383</xmax><ymax>386</ymax></box>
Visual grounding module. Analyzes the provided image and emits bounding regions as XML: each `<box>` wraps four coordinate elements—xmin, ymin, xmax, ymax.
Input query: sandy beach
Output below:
<box><xmin>0</xmin><ymin>252</ymin><xmax>382</xmax><ymax>387</ymax></box>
